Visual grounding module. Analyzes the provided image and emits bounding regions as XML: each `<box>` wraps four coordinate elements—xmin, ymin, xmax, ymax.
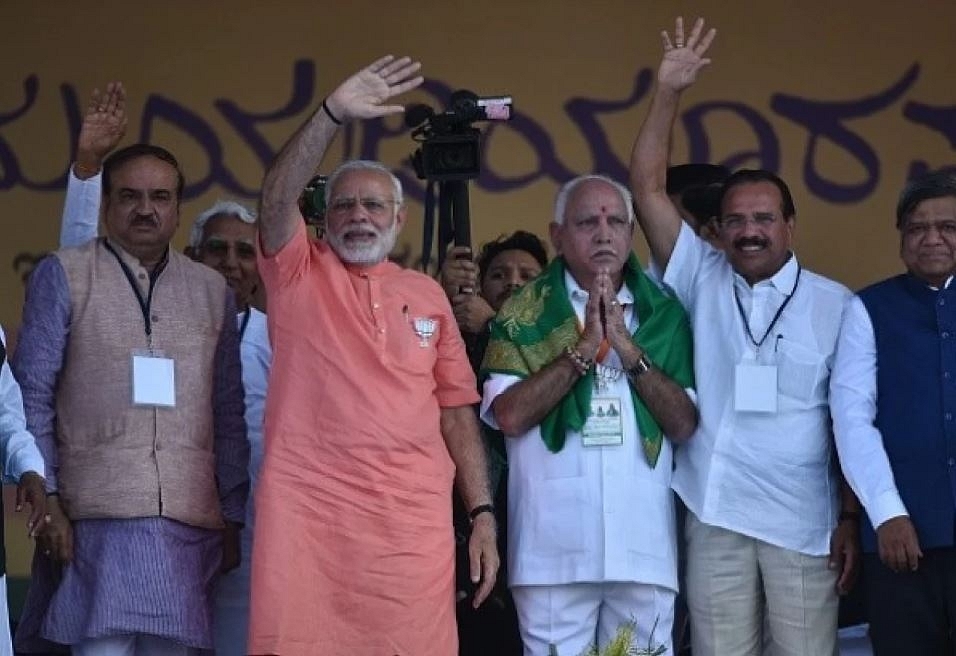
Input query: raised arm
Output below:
<box><xmin>630</xmin><ymin>17</ymin><xmax>715</xmax><ymax>268</ymax></box>
<box><xmin>61</xmin><ymin>82</ymin><xmax>127</xmax><ymax>247</ymax></box>
<box><xmin>258</xmin><ymin>55</ymin><xmax>423</xmax><ymax>256</ymax></box>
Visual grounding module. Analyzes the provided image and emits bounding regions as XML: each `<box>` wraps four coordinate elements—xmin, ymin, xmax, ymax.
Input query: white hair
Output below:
<box><xmin>325</xmin><ymin>159</ymin><xmax>404</xmax><ymax>206</ymax></box>
<box><xmin>189</xmin><ymin>200</ymin><xmax>257</xmax><ymax>249</ymax></box>
<box><xmin>553</xmin><ymin>174</ymin><xmax>635</xmax><ymax>225</ymax></box>
<box><xmin>326</xmin><ymin>219</ymin><xmax>400</xmax><ymax>266</ymax></box>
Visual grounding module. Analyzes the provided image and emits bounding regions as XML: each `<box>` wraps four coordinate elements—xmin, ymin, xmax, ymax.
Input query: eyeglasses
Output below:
<box><xmin>202</xmin><ymin>238</ymin><xmax>257</xmax><ymax>260</ymax></box>
<box><xmin>327</xmin><ymin>197</ymin><xmax>399</xmax><ymax>216</ymax></box>
<box><xmin>720</xmin><ymin>214</ymin><xmax>779</xmax><ymax>231</ymax></box>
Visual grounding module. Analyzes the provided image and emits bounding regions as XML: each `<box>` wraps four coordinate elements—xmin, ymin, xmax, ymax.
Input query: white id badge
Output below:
<box><xmin>734</xmin><ymin>363</ymin><xmax>778</xmax><ymax>413</ymax></box>
<box><xmin>582</xmin><ymin>396</ymin><xmax>624</xmax><ymax>447</ymax></box>
<box><xmin>132</xmin><ymin>351</ymin><xmax>176</xmax><ymax>407</ymax></box>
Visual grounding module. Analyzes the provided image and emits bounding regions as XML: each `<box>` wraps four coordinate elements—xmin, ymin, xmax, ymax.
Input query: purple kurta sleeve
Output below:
<box><xmin>214</xmin><ymin>291</ymin><xmax>249</xmax><ymax>524</ymax></box>
<box><xmin>12</xmin><ymin>256</ymin><xmax>71</xmax><ymax>494</ymax></box>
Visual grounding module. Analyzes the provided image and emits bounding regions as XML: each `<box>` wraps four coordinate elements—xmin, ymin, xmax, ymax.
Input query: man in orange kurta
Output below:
<box><xmin>249</xmin><ymin>56</ymin><xmax>499</xmax><ymax>656</ymax></box>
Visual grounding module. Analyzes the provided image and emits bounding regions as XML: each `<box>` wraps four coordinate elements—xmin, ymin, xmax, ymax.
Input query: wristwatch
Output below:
<box><xmin>627</xmin><ymin>352</ymin><xmax>653</xmax><ymax>378</ymax></box>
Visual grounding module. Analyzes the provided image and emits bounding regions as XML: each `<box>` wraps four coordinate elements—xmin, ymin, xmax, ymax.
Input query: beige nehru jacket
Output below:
<box><xmin>54</xmin><ymin>238</ymin><xmax>228</xmax><ymax>530</ymax></box>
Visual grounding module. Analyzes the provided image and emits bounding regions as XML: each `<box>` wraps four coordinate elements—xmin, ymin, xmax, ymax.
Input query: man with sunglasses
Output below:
<box><xmin>629</xmin><ymin>17</ymin><xmax>860</xmax><ymax>656</ymax></box>
<box><xmin>55</xmin><ymin>83</ymin><xmax>270</xmax><ymax>656</ymax></box>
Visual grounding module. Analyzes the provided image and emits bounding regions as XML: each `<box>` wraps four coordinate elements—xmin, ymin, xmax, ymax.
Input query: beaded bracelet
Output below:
<box><xmin>564</xmin><ymin>346</ymin><xmax>593</xmax><ymax>376</ymax></box>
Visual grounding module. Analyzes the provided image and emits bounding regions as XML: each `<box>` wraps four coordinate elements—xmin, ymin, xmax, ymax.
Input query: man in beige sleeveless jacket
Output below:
<box><xmin>13</xmin><ymin>144</ymin><xmax>249</xmax><ymax>656</ymax></box>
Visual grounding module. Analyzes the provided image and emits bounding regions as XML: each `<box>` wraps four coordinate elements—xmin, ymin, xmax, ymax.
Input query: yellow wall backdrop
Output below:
<box><xmin>0</xmin><ymin>0</ymin><xmax>954</xmax><ymax>586</ymax></box>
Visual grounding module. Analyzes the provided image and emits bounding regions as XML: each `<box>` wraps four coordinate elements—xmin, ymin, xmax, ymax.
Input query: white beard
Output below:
<box><xmin>327</xmin><ymin>218</ymin><xmax>399</xmax><ymax>265</ymax></box>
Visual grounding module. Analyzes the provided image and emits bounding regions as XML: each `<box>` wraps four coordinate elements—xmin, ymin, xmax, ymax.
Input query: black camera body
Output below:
<box><xmin>408</xmin><ymin>91</ymin><xmax>512</xmax><ymax>182</ymax></box>
<box><xmin>408</xmin><ymin>90</ymin><xmax>513</xmax><ymax>271</ymax></box>
<box><xmin>412</xmin><ymin>129</ymin><xmax>481</xmax><ymax>181</ymax></box>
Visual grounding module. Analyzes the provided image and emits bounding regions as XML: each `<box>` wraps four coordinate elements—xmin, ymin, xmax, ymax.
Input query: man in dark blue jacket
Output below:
<box><xmin>832</xmin><ymin>170</ymin><xmax>956</xmax><ymax>655</ymax></box>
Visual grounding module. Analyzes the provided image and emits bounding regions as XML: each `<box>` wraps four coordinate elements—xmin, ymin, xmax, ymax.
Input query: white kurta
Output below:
<box><xmin>664</xmin><ymin>222</ymin><xmax>851</xmax><ymax>556</ymax></box>
<box><xmin>481</xmin><ymin>273</ymin><xmax>679</xmax><ymax>592</ymax></box>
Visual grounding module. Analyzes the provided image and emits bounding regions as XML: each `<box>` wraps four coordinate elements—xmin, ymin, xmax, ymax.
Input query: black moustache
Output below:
<box><xmin>734</xmin><ymin>237</ymin><xmax>770</xmax><ymax>249</ymax></box>
<box><xmin>131</xmin><ymin>216</ymin><xmax>158</xmax><ymax>227</ymax></box>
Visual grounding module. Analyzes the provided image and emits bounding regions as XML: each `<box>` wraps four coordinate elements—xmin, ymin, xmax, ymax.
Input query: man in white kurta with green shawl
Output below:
<box><xmin>480</xmin><ymin>174</ymin><xmax>697</xmax><ymax>656</ymax></box>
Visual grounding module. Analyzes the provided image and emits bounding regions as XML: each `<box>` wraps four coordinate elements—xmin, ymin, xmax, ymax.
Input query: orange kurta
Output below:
<box><xmin>249</xmin><ymin>223</ymin><xmax>479</xmax><ymax>656</ymax></box>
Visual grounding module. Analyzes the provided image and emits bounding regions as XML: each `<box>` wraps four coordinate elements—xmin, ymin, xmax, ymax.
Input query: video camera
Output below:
<box><xmin>407</xmin><ymin>90</ymin><xmax>513</xmax><ymax>181</ymax></box>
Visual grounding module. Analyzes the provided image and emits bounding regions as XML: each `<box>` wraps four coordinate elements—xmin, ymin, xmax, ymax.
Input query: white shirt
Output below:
<box><xmin>481</xmin><ymin>272</ymin><xmax>680</xmax><ymax>591</ymax></box>
<box><xmin>217</xmin><ymin>305</ymin><xmax>271</xmax><ymax>611</ymax></box>
<box><xmin>829</xmin><ymin>295</ymin><xmax>910</xmax><ymax>530</ymax></box>
<box><xmin>60</xmin><ymin>168</ymin><xmax>101</xmax><ymax>248</ymax></box>
<box><xmin>0</xmin><ymin>326</ymin><xmax>46</xmax><ymax>484</ymax></box>
<box><xmin>664</xmin><ymin>223</ymin><xmax>851</xmax><ymax>555</ymax></box>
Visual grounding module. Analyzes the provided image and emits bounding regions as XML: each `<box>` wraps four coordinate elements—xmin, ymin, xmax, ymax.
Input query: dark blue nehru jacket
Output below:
<box><xmin>859</xmin><ymin>273</ymin><xmax>956</xmax><ymax>553</ymax></box>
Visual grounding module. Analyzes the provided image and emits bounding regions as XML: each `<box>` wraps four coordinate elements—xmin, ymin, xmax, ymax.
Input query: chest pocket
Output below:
<box><xmin>776</xmin><ymin>338</ymin><xmax>827</xmax><ymax>404</ymax></box>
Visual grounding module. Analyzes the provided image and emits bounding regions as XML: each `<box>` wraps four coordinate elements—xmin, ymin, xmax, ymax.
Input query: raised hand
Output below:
<box><xmin>658</xmin><ymin>17</ymin><xmax>717</xmax><ymax>92</ymax></box>
<box><xmin>326</xmin><ymin>55</ymin><xmax>424</xmax><ymax>122</ymax></box>
<box><xmin>76</xmin><ymin>81</ymin><xmax>127</xmax><ymax>176</ymax></box>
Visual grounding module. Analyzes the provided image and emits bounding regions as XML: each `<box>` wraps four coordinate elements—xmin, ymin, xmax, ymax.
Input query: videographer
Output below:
<box><xmin>440</xmin><ymin>232</ymin><xmax>547</xmax><ymax>656</ymax></box>
<box><xmin>441</xmin><ymin>232</ymin><xmax>548</xmax><ymax>369</ymax></box>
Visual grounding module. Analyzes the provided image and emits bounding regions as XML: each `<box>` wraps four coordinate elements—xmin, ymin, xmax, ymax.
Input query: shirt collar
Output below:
<box><xmin>931</xmin><ymin>275</ymin><xmax>954</xmax><ymax>291</ymax></box>
<box><xmin>565</xmin><ymin>270</ymin><xmax>635</xmax><ymax>304</ymax></box>
<box><xmin>345</xmin><ymin>257</ymin><xmax>398</xmax><ymax>279</ymax></box>
<box><xmin>102</xmin><ymin>237</ymin><xmax>170</xmax><ymax>278</ymax></box>
<box><xmin>733</xmin><ymin>251</ymin><xmax>799</xmax><ymax>294</ymax></box>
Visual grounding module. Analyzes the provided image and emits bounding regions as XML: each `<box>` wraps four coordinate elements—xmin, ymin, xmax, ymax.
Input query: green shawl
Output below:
<box><xmin>480</xmin><ymin>254</ymin><xmax>694</xmax><ymax>467</ymax></box>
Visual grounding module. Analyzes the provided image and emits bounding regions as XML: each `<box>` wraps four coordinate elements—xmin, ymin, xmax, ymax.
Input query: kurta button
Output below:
<box><xmin>944</xmin><ymin>332</ymin><xmax>950</xmax><ymax>339</ymax></box>
<box><xmin>138</xmin><ymin>273</ymin><xmax>146</xmax><ymax>280</ymax></box>
<box><xmin>946</xmin><ymin>372</ymin><xmax>952</xmax><ymax>380</ymax></box>
<box><xmin>947</xmin><ymin>413</ymin><xmax>953</xmax><ymax>421</ymax></box>
<box><xmin>372</xmin><ymin>303</ymin><xmax>380</xmax><ymax>310</ymax></box>
<box><xmin>949</xmin><ymin>458</ymin><xmax>955</xmax><ymax>467</ymax></box>
<box><xmin>379</xmin><ymin>328</ymin><xmax>385</xmax><ymax>334</ymax></box>
<box><xmin>151</xmin><ymin>314</ymin><xmax>159</xmax><ymax>322</ymax></box>
<box><xmin>941</xmin><ymin>299</ymin><xmax>946</xmax><ymax>306</ymax></box>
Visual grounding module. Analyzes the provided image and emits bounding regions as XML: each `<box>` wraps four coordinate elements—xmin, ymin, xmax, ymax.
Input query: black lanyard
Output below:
<box><xmin>103</xmin><ymin>240</ymin><xmax>168</xmax><ymax>342</ymax></box>
<box><xmin>239</xmin><ymin>307</ymin><xmax>252</xmax><ymax>341</ymax></box>
<box><xmin>733</xmin><ymin>263</ymin><xmax>802</xmax><ymax>352</ymax></box>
